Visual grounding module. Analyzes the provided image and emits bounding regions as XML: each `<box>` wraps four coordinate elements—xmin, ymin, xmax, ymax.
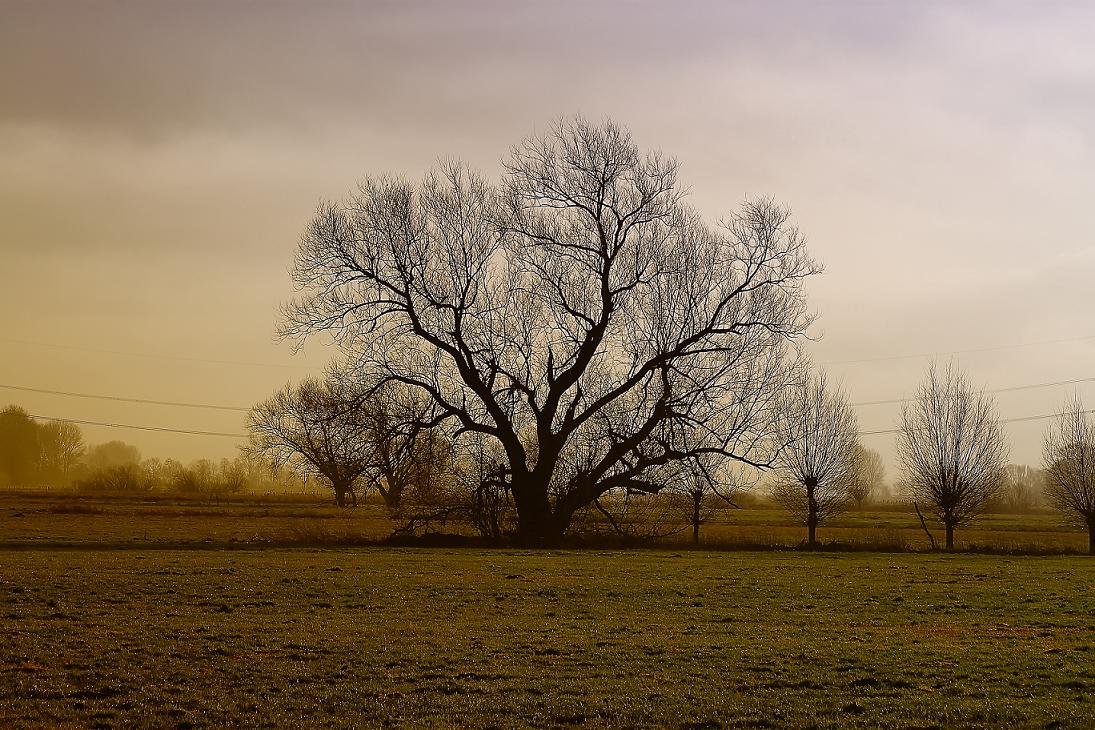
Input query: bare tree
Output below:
<box><xmin>281</xmin><ymin>117</ymin><xmax>818</xmax><ymax>546</ymax></box>
<box><xmin>847</xmin><ymin>444</ymin><xmax>885</xmax><ymax>510</ymax></box>
<box><xmin>247</xmin><ymin>375</ymin><xmax>376</xmax><ymax>507</ymax></box>
<box><xmin>37</xmin><ymin>421</ymin><xmax>85</xmax><ymax>484</ymax></box>
<box><xmin>353</xmin><ymin>378</ymin><xmax>448</xmax><ymax>509</ymax></box>
<box><xmin>666</xmin><ymin>458</ymin><xmax>755</xmax><ymax>545</ymax></box>
<box><xmin>677</xmin><ymin>471</ymin><xmax>721</xmax><ymax>546</ymax></box>
<box><xmin>588</xmin><ymin>488</ymin><xmax>687</xmax><ymax>544</ymax></box>
<box><xmin>449</xmin><ymin>432</ymin><xmax>519</xmax><ymax>540</ymax></box>
<box><xmin>1042</xmin><ymin>395</ymin><xmax>1095</xmax><ymax>554</ymax></box>
<box><xmin>391</xmin><ymin>432</ymin><xmax>512</xmax><ymax>540</ymax></box>
<box><xmin>770</xmin><ymin>369</ymin><xmax>859</xmax><ymax>546</ymax></box>
<box><xmin>897</xmin><ymin>362</ymin><xmax>1008</xmax><ymax>549</ymax></box>
<box><xmin>1000</xmin><ymin>464</ymin><xmax>1043</xmax><ymax>512</ymax></box>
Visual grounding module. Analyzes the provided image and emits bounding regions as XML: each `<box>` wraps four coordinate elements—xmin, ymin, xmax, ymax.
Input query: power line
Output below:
<box><xmin>9</xmin><ymin>332</ymin><xmax>1094</xmax><ymax>372</ymax></box>
<box><xmin>823</xmin><ymin>334</ymin><xmax>1095</xmax><ymax>366</ymax></box>
<box><xmin>859</xmin><ymin>408</ymin><xmax>1095</xmax><ymax>437</ymax></box>
<box><xmin>0</xmin><ymin>337</ymin><xmax>315</xmax><ymax>370</ymax></box>
<box><xmin>9</xmin><ymin>369</ymin><xmax>1094</xmax><ymax>418</ymax></box>
<box><xmin>0</xmin><ymin>384</ymin><xmax>250</xmax><ymax>412</ymax></box>
<box><xmin>851</xmin><ymin>375</ymin><xmax>1095</xmax><ymax>407</ymax></box>
<box><xmin>28</xmin><ymin>414</ymin><xmax>247</xmax><ymax>439</ymax></box>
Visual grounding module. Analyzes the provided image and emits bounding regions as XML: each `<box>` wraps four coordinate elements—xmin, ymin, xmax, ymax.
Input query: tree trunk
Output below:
<box><xmin>378</xmin><ymin>483</ymin><xmax>401</xmax><ymax>509</ymax></box>
<box><xmin>945</xmin><ymin>523</ymin><xmax>955</xmax><ymax>550</ymax></box>
<box><xmin>807</xmin><ymin>482</ymin><xmax>818</xmax><ymax>547</ymax></box>
<box><xmin>692</xmin><ymin>490</ymin><xmax>702</xmax><ymax>545</ymax></box>
<box><xmin>513</xmin><ymin>486</ymin><xmax>564</xmax><ymax>547</ymax></box>
<box><xmin>333</xmin><ymin>480</ymin><xmax>356</xmax><ymax>508</ymax></box>
<box><xmin>379</xmin><ymin>478</ymin><xmax>403</xmax><ymax>509</ymax></box>
<box><xmin>1088</xmin><ymin>516</ymin><xmax>1095</xmax><ymax>555</ymax></box>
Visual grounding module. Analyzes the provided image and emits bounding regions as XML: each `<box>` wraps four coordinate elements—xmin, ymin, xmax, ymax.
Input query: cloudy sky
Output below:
<box><xmin>1</xmin><ymin>0</ymin><xmax>1092</xmax><ymax>471</ymax></box>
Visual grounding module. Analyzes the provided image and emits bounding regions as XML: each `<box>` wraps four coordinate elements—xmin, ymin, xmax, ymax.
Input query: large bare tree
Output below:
<box><xmin>770</xmin><ymin>369</ymin><xmax>860</xmax><ymax>546</ymax></box>
<box><xmin>282</xmin><ymin>118</ymin><xmax>819</xmax><ymax>545</ymax></box>
<box><xmin>1042</xmin><ymin>395</ymin><xmax>1095</xmax><ymax>554</ymax></box>
<box><xmin>897</xmin><ymin>362</ymin><xmax>1008</xmax><ymax>549</ymax></box>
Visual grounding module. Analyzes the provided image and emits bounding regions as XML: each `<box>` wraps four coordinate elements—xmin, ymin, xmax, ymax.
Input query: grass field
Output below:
<box><xmin>1</xmin><ymin>548</ymin><xmax>1093</xmax><ymax>728</ymax></box>
<box><xmin>0</xmin><ymin>490</ymin><xmax>1089</xmax><ymax>553</ymax></box>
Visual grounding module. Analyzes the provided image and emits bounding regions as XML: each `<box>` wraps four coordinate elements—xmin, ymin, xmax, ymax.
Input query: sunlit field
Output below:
<box><xmin>1</xmin><ymin>548</ymin><xmax>1092</xmax><ymax>729</ymax></box>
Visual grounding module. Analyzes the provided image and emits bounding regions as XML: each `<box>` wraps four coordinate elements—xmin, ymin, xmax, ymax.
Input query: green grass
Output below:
<box><xmin>1</xmin><ymin>549</ymin><xmax>1092</xmax><ymax>728</ymax></box>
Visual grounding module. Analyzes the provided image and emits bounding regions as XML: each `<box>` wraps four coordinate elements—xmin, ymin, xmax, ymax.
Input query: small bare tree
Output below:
<box><xmin>247</xmin><ymin>375</ymin><xmax>376</xmax><ymax>507</ymax></box>
<box><xmin>668</xmin><ymin>459</ymin><xmax>755</xmax><ymax>545</ymax></box>
<box><xmin>897</xmin><ymin>362</ymin><xmax>1008</xmax><ymax>549</ymax></box>
<box><xmin>1000</xmin><ymin>464</ymin><xmax>1043</xmax><ymax>512</ymax></box>
<box><xmin>37</xmin><ymin>421</ymin><xmax>85</xmax><ymax>484</ymax></box>
<box><xmin>1042</xmin><ymin>395</ymin><xmax>1095</xmax><ymax>554</ymax></box>
<box><xmin>847</xmin><ymin>444</ymin><xmax>885</xmax><ymax>510</ymax></box>
<box><xmin>770</xmin><ymin>369</ymin><xmax>860</xmax><ymax>547</ymax></box>
<box><xmin>352</xmin><ymin>378</ymin><xmax>447</xmax><ymax>509</ymax></box>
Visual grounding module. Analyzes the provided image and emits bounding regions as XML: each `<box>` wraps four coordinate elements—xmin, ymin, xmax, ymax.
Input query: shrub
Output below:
<box><xmin>74</xmin><ymin>464</ymin><xmax>155</xmax><ymax>493</ymax></box>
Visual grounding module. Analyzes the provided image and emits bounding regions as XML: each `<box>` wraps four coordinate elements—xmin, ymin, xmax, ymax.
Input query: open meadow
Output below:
<box><xmin>1</xmin><ymin>547</ymin><xmax>1093</xmax><ymax>729</ymax></box>
<box><xmin>0</xmin><ymin>490</ymin><xmax>1089</xmax><ymax>554</ymax></box>
<box><xmin>1</xmin><ymin>492</ymin><xmax>1092</xmax><ymax>727</ymax></box>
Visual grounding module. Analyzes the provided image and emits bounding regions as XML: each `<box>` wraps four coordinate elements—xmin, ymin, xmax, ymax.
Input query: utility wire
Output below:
<box><xmin>823</xmin><ymin>334</ymin><xmax>1095</xmax><ymax>366</ymax></box>
<box><xmin>26</xmin><ymin>403</ymin><xmax>1095</xmax><ymax>443</ymax></box>
<box><xmin>0</xmin><ymin>384</ymin><xmax>250</xmax><ymax>412</ymax></box>
<box><xmin>8</xmin><ymin>371</ymin><xmax>1094</xmax><ymax>416</ymax></box>
<box><xmin>8</xmin><ymin>332</ymin><xmax>1093</xmax><ymax>371</ymax></box>
<box><xmin>0</xmin><ymin>337</ymin><xmax>314</xmax><ymax>370</ymax></box>
<box><xmin>851</xmin><ymin>375</ymin><xmax>1095</xmax><ymax>407</ymax></box>
<box><xmin>6</xmin><ymin>336</ymin><xmax>1094</xmax><ymax>441</ymax></box>
<box><xmin>28</xmin><ymin>414</ymin><xmax>247</xmax><ymax>439</ymax></box>
<box><xmin>859</xmin><ymin>409</ymin><xmax>1095</xmax><ymax>437</ymax></box>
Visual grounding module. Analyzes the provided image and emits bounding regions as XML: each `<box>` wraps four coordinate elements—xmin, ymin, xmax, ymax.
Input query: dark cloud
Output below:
<box><xmin>0</xmin><ymin>0</ymin><xmax>940</xmax><ymax>140</ymax></box>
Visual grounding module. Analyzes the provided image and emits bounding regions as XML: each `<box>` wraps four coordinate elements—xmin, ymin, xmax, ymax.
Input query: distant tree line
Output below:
<box><xmin>0</xmin><ymin>405</ymin><xmax>301</xmax><ymax>496</ymax></box>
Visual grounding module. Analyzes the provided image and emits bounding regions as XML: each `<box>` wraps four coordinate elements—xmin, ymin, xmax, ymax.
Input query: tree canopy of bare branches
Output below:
<box><xmin>897</xmin><ymin>362</ymin><xmax>1008</xmax><ymax>549</ymax></box>
<box><xmin>770</xmin><ymin>369</ymin><xmax>860</xmax><ymax>546</ymax></box>
<box><xmin>281</xmin><ymin>118</ymin><xmax>819</xmax><ymax>545</ymax></box>
<box><xmin>1042</xmin><ymin>395</ymin><xmax>1095</xmax><ymax>554</ymax></box>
